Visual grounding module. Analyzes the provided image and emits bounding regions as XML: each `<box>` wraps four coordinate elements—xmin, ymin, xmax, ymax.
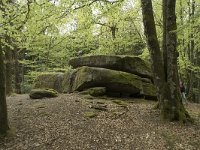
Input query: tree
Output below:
<box><xmin>140</xmin><ymin>0</ymin><xmax>191</xmax><ymax>122</ymax></box>
<box><xmin>0</xmin><ymin>0</ymin><xmax>31</xmax><ymax>134</ymax></box>
<box><xmin>0</xmin><ymin>41</ymin><xmax>9</xmax><ymax>134</ymax></box>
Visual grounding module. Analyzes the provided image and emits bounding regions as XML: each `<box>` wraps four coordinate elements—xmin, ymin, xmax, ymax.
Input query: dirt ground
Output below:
<box><xmin>0</xmin><ymin>93</ymin><xmax>200</xmax><ymax>150</ymax></box>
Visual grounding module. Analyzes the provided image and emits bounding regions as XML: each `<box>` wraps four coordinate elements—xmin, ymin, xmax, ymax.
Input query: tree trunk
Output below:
<box><xmin>111</xmin><ymin>26</ymin><xmax>116</xmax><ymax>40</ymax></box>
<box><xmin>141</xmin><ymin>0</ymin><xmax>166</xmax><ymax>104</ymax></box>
<box><xmin>162</xmin><ymin>0</ymin><xmax>167</xmax><ymax>81</ymax></box>
<box><xmin>13</xmin><ymin>49</ymin><xmax>21</xmax><ymax>94</ymax></box>
<box><xmin>0</xmin><ymin>42</ymin><xmax>9</xmax><ymax>134</ymax></box>
<box><xmin>188</xmin><ymin>0</ymin><xmax>196</xmax><ymax>102</ymax></box>
<box><xmin>5</xmin><ymin>46</ymin><xmax>13</xmax><ymax>96</ymax></box>
<box><xmin>161</xmin><ymin>0</ymin><xmax>189</xmax><ymax>121</ymax></box>
<box><xmin>140</xmin><ymin>0</ymin><xmax>191</xmax><ymax>122</ymax></box>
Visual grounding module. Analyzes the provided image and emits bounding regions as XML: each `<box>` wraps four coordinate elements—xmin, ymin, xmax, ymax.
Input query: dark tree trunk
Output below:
<box><xmin>161</xmin><ymin>0</ymin><xmax>187</xmax><ymax>121</ymax></box>
<box><xmin>162</xmin><ymin>0</ymin><xmax>167</xmax><ymax>81</ymax></box>
<box><xmin>196</xmin><ymin>51</ymin><xmax>200</xmax><ymax>103</ymax></box>
<box><xmin>187</xmin><ymin>0</ymin><xmax>196</xmax><ymax>102</ymax></box>
<box><xmin>111</xmin><ymin>26</ymin><xmax>116</xmax><ymax>40</ymax></box>
<box><xmin>141</xmin><ymin>0</ymin><xmax>191</xmax><ymax>122</ymax></box>
<box><xmin>0</xmin><ymin>42</ymin><xmax>9</xmax><ymax>134</ymax></box>
<box><xmin>13</xmin><ymin>49</ymin><xmax>21</xmax><ymax>94</ymax></box>
<box><xmin>140</xmin><ymin>0</ymin><xmax>166</xmax><ymax>103</ymax></box>
<box><xmin>5</xmin><ymin>45</ymin><xmax>13</xmax><ymax>96</ymax></box>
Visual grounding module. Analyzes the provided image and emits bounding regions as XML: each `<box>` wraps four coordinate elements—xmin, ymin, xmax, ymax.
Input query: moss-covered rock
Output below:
<box><xmin>29</xmin><ymin>89</ymin><xmax>58</xmax><ymax>99</ymax></box>
<box><xmin>88</xmin><ymin>87</ymin><xmax>106</xmax><ymax>97</ymax></box>
<box><xmin>33</xmin><ymin>73</ymin><xmax>64</xmax><ymax>93</ymax></box>
<box><xmin>81</xmin><ymin>87</ymin><xmax>106</xmax><ymax>97</ymax></box>
<box><xmin>69</xmin><ymin>55</ymin><xmax>152</xmax><ymax>80</ymax></box>
<box><xmin>71</xmin><ymin>66</ymin><xmax>156</xmax><ymax>99</ymax></box>
<box><xmin>141</xmin><ymin>83</ymin><xmax>157</xmax><ymax>100</ymax></box>
<box><xmin>62</xmin><ymin>70</ymin><xmax>77</xmax><ymax>93</ymax></box>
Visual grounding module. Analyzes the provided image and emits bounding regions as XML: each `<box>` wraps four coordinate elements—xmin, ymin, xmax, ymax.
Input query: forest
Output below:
<box><xmin>0</xmin><ymin>0</ymin><xmax>200</xmax><ymax>149</ymax></box>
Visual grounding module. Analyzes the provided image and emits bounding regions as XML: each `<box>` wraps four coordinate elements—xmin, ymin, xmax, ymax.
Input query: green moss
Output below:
<box><xmin>153</xmin><ymin>102</ymin><xmax>160</xmax><ymax>109</ymax></box>
<box><xmin>0</xmin><ymin>127</ymin><xmax>16</xmax><ymax>137</ymax></box>
<box><xmin>112</xmin><ymin>100</ymin><xmax>128</xmax><ymax>106</ymax></box>
<box><xmin>83</xmin><ymin>95</ymin><xmax>95</xmax><ymax>100</ymax></box>
<box><xmin>83</xmin><ymin>111</ymin><xmax>97</xmax><ymax>118</ymax></box>
<box><xmin>79</xmin><ymin>87</ymin><xmax>106</xmax><ymax>97</ymax></box>
<box><xmin>88</xmin><ymin>87</ymin><xmax>106</xmax><ymax>96</ymax></box>
<box><xmin>161</xmin><ymin>88</ymin><xmax>193</xmax><ymax>123</ymax></box>
<box><xmin>6</xmin><ymin>127</ymin><xmax>16</xmax><ymax>137</ymax></box>
<box><xmin>62</xmin><ymin>70</ymin><xmax>74</xmax><ymax>93</ymax></box>
<box><xmin>29</xmin><ymin>88</ymin><xmax>58</xmax><ymax>99</ymax></box>
<box><xmin>73</xmin><ymin>67</ymin><xmax>140</xmax><ymax>92</ymax></box>
<box><xmin>79</xmin><ymin>90</ymin><xmax>90</xmax><ymax>95</ymax></box>
<box><xmin>142</xmin><ymin>83</ymin><xmax>157</xmax><ymax>99</ymax></box>
<box><xmin>72</xmin><ymin>66</ymin><xmax>156</xmax><ymax>98</ymax></box>
<box><xmin>33</xmin><ymin>73</ymin><xmax>63</xmax><ymax>93</ymax></box>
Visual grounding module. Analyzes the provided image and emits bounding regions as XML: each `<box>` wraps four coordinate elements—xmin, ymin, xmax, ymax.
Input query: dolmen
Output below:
<box><xmin>30</xmin><ymin>55</ymin><xmax>157</xmax><ymax>100</ymax></box>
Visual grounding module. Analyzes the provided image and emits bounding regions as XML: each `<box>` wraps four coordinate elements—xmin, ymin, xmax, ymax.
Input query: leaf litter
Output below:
<box><xmin>0</xmin><ymin>94</ymin><xmax>199</xmax><ymax>150</ymax></box>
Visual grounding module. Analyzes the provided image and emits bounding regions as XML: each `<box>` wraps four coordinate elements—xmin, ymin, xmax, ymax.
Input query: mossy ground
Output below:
<box><xmin>83</xmin><ymin>111</ymin><xmax>97</xmax><ymax>118</ymax></box>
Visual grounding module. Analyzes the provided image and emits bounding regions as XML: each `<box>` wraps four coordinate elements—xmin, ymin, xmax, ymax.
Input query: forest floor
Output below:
<box><xmin>0</xmin><ymin>93</ymin><xmax>200</xmax><ymax>150</ymax></box>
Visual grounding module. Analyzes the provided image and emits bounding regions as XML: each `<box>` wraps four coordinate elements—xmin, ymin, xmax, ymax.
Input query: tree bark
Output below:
<box><xmin>141</xmin><ymin>0</ymin><xmax>191</xmax><ymax>122</ymax></box>
<box><xmin>13</xmin><ymin>49</ymin><xmax>21</xmax><ymax>94</ymax></box>
<box><xmin>161</xmin><ymin>0</ymin><xmax>186</xmax><ymax>121</ymax></box>
<box><xmin>187</xmin><ymin>0</ymin><xmax>196</xmax><ymax>102</ymax></box>
<box><xmin>140</xmin><ymin>0</ymin><xmax>166</xmax><ymax>103</ymax></box>
<box><xmin>162</xmin><ymin>0</ymin><xmax>167</xmax><ymax>81</ymax></box>
<box><xmin>5</xmin><ymin>43</ymin><xmax>13</xmax><ymax>96</ymax></box>
<box><xmin>0</xmin><ymin>42</ymin><xmax>9</xmax><ymax>134</ymax></box>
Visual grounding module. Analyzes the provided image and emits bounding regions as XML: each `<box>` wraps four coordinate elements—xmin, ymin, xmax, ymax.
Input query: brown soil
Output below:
<box><xmin>0</xmin><ymin>94</ymin><xmax>200</xmax><ymax>150</ymax></box>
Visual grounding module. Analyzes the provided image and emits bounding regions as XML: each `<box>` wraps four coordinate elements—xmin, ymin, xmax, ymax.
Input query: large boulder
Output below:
<box><xmin>70</xmin><ymin>66</ymin><xmax>156</xmax><ymax>99</ymax></box>
<box><xmin>62</xmin><ymin>70</ymin><xmax>77</xmax><ymax>93</ymax></box>
<box><xmin>33</xmin><ymin>73</ymin><xmax>64</xmax><ymax>93</ymax></box>
<box><xmin>80</xmin><ymin>87</ymin><xmax>106</xmax><ymax>97</ymax></box>
<box><xmin>141</xmin><ymin>83</ymin><xmax>157</xmax><ymax>100</ymax></box>
<box><xmin>69</xmin><ymin>55</ymin><xmax>152</xmax><ymax>80</ymax></box>
<box><xmin>29</xmin><ymin>89</ymin><xmax>58</xmax><ymax>99</ymax></box>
